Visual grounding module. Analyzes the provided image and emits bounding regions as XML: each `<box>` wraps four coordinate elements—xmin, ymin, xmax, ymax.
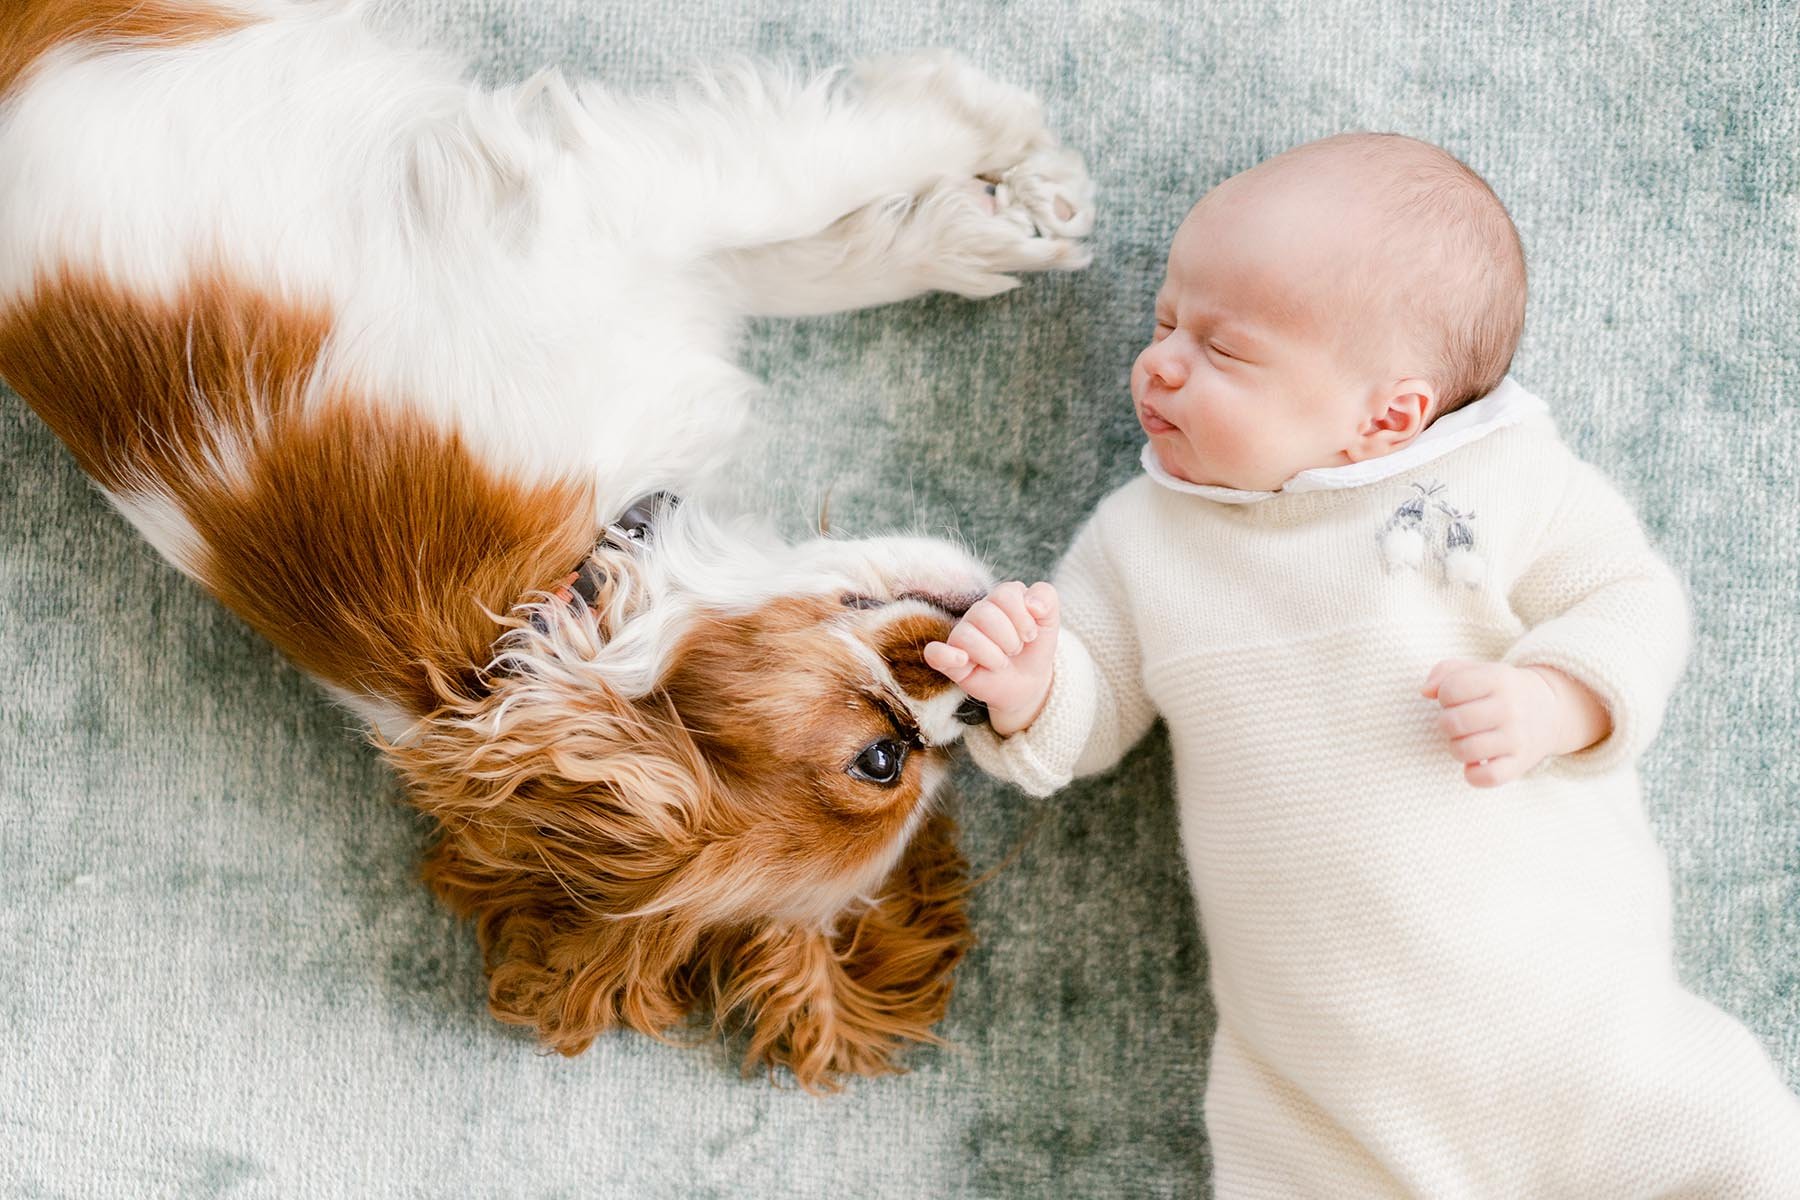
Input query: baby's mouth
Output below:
<box><xmin>1138</xmin><ymin>402</ymin><xmax>1178</xmax><ymax>436</ymax></box>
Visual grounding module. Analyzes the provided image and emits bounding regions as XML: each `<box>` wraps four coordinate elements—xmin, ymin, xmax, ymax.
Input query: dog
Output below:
<box><xmin>0</xmin><ymin>0</ymin><xmax>1094</xmax><ymax>1088</ymax></box>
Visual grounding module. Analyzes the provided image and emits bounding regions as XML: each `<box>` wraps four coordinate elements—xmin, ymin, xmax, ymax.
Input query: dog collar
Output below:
<box><xmin>528</xmin><ymin>491</ymin><xmax>680</xmax><ymax>633</ymax></box>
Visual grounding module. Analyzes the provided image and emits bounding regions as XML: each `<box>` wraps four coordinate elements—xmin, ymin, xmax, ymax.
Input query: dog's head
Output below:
<box><xmin>386</xmin><ymin>496</ymin><xmax>990</xmax><ymax>1086</ymax></box>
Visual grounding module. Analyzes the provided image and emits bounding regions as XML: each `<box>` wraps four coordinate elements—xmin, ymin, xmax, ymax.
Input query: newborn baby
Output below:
<box><xmin>929</xmin><ymin>133</ymin><xmax>1800</xmax><ymax>1196</ymax></box>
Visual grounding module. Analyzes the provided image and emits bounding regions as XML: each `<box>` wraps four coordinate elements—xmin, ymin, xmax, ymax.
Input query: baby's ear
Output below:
<box><xmin>1347</xmin><ymin>378</ymin><xmax>1436</xmax><ymax>461</ymax></box>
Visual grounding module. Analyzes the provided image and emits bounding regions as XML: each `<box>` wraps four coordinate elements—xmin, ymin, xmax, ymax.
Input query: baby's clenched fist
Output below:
<box><xmin>924</xmin><ymin>581</ymin><xmax>1059</xmax><ymax>736</ymax></box>
<box><xmin>1422</xmin><ymin>658</ymin><xmax>1611</xmax><ymax>787</ymax></box>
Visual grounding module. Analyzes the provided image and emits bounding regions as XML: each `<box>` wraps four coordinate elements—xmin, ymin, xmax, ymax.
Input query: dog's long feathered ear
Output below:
<box><xmin>420</xmin><ymin>833</ymin><xmax>711</xmax><ymax>1054</ymax></box>
<box><xmin>382</xmin><ymin>675</ymin><xmax>718</xmax><ymax>1054</ymax></box>
<box><xmin>696</xmin><ymin>810</ymin><xmax>974</xmax><ymax>1092</ymax></box>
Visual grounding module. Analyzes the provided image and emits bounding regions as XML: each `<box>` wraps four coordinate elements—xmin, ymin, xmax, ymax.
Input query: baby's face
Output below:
<box><xmin>1133</xmin><ymin>175</ymin><xmax>1402</xmax><ymax>491</ymax></box>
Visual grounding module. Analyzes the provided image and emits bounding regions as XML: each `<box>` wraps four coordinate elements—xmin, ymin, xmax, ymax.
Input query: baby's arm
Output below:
<box><xmin>1425</xmin><ymin>456</ymin><xmax>1690</xmax><ymax>785</ymax></box>
<box><xmin>927</xmin><ymin>505</ymin><xmax>1159</xmax><ymax>796</ymax></box>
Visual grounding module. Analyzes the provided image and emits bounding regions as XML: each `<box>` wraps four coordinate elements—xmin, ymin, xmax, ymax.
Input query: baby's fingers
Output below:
<box><xmin>1024</xmin><ymin>581</ymin><xmax>1059</xmax><ymax>627</ymax></box>
<box><xmin>963</xmin><ymin>595</ymin><xmax>1027</xmax><ymax>656</ymax></box>
<box><xmin>1464</xmin><ymin>755</ymin><xmax>1520</xmax><ymax>788</ymax></box>
<box><xmin>1438</xmin><ymin>696</ymin><xmax>1503</xmax><ymax>740</ymax></box>
<box><xmin>1431</xmin><ymin>661</ymin><xmax>1505</xmax><ymax>707</ymax></box>
<box><xmin>982</xmin><ymin>582</ymin><xmax>1042</xmax><ymax>646</ymax></box>
<box><xmin>1450</xmin><ymin>728</ymin><xmax>1513</xmax><ymax>765</ymax></box>
<box><xmin>924</xmin><ymin>641</ymin><xmax>973</xmax><ymax>684</ymax></box>
<box><xmin>1422</xmin><ymin>657</ymin><xmax>1478</xmax><ymax>700</ymax></box>
<box><xmin>946</xmin><ymin>620</ymin><xmax>1011</xmax><ymax>673</ymax></box>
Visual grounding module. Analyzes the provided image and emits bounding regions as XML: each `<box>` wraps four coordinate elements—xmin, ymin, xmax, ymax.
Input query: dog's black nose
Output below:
<box><xmin>953</xmin><ymin>696</ymin><xmax>989</xmax><ymax>726</ymax></box>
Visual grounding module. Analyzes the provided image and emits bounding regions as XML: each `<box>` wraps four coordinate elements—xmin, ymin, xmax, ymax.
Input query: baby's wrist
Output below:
<box><xmin>989</xmin><ymin>680</ymin><xmax>1053</xmax><ymax>738</ymax></box>
<box><xmin>1523</xmin><ymin>665</ymin><xmax>1611</xmax><ymax>757</ymax></box>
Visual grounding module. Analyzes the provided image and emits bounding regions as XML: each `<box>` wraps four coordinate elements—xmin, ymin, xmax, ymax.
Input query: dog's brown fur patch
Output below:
<box><xmin>0</xmin><ymin>271</ymin><xmax>327</xmax><ymax>495</ymax></box>
<box><xmin>0</xmin><ymin>269</ymin><xmax>597</xmax><ymax>712</ymax></box>
<box><xmin>873</xmin><ymin>611</ymin><xmax>960</xmax><ymax>700</ymax></box>
<box><xmin>0</xmin><ymin>0</ymin><xmax>253</xmax><ymax>97</ymax></box>
<box><xmin>189</xmin><ymin>404</ymin><xmax>597</xmax><ymax>712</ymax></box>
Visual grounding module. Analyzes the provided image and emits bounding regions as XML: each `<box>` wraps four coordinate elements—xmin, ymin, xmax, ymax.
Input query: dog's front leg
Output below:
<box><xmin>584</xmin><ymin>52</ymin><xmax>1087</xmax><ymax>264</ymax></box>
<box><xmin>712</xmin><ymin>153</ymin><xmax>1095</xmax><ymax>317</ymax></box>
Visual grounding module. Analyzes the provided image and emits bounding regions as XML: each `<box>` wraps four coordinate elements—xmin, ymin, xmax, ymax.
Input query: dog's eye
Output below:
<box><xmin>846</xmin><ymin>738</ymin><xmax>907</xmax><ymax>786</ymax></box>
<box><xmin>840</xmin><ymin>594</ymin><xmax>885</xmax><ymax>610</ymax></box>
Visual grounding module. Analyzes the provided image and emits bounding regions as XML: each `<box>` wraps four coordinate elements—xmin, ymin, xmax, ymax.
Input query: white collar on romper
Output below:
<box><xmin>1140</xmin><ymin>375</ymin><xmax>1550</xmax><ymax>505</ymax></box>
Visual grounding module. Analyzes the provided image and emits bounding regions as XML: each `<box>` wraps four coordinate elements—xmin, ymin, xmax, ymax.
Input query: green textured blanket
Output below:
<box><xmin>3</xmin><ymin>1</ymin><xmax>1794</xmax><ymax>1195</ymax></box>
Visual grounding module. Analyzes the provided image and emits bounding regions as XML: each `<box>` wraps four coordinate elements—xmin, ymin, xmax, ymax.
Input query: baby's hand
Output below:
<box><xmin>924</xmin><ymin>581</ymin><xmax>1058</xmax><ymax>737</ymax></box>
<box><xmin>1422</xmin><ymin>659</ymin><xmax>1611</xmax><ymax>787</ymax></box>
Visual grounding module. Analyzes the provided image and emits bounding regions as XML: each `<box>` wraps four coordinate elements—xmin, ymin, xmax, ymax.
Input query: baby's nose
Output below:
<box><xmin>1140</xmin><ymin>337</ymin><xmax>1189</xmax><ymax>389</ymax></box>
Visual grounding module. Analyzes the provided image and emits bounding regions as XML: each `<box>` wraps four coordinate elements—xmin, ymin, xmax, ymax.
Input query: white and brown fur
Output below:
<box><xmin>0</xmin><ymin>0</ymin><xmax>1094</xmax><ymax>1087</ymax></box>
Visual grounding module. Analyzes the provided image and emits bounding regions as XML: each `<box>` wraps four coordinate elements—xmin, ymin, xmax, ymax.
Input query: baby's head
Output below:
<box><xmin>1134</xmin><ymin>133</ymin><xmax>1525</xmax><ymax>491</ymax></box>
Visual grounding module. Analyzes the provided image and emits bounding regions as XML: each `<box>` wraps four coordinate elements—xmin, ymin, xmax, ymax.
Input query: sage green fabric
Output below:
<box><xmin>2</xmin><ymin>1</ymin><xmax>1794</xmax><ymax>1195</ymax></box>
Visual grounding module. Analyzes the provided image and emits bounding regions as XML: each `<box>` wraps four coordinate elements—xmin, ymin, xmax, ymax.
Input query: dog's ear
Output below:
<box><xmin>420</xmin><ymin>833</ymin><xmax>708</xmax><ymax>1054</ymax></box>
<box><xmin>695</xmin><ymin>810</ymin><xmax>973</xmax><ymax>1091</ymax></box>
<box><xmin>384</xmin><ymin>676</ymin><xmax>716</xmax><ymax>1053</ymax></box>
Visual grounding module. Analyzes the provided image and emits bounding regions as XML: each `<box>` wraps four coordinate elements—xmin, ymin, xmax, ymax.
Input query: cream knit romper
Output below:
<box><xmin>965</xmin><ymin>380</ymin><xmax>1800</xmax><ymax>1197</ymax></box>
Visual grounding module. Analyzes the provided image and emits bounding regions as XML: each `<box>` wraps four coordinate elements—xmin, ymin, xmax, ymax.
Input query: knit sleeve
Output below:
<box><xmin>961</xmin><ymin>504</ymin><xmax>1159</xmax><ymax>797</ymax></box>
<box><xmin>1501</xmin><ymin>457</ymin><xmax>1692</xmax><ymax>776</ymax></box>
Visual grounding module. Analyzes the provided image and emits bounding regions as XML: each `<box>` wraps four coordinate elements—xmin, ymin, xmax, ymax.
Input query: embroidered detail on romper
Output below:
<box><xmin>1436</xmin><ymin>501</ymin><xmax>1484</xmax><ymax>588</ymax></box>
<box><xmin>1378</xmin><ymin>481</ymin><xmax>1441</xmax><ymax>573</ymax></box>
<box><xmin>1377</xmin><ymin>480</ymin><xmax>1484</xmax><ymax>589</ymax></box>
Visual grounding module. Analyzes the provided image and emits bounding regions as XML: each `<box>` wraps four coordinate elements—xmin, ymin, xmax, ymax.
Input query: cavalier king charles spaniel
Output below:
<box><xmin>0</xmin><ymin>0</ymin><xmax>1093</xmax><ymax>1087</ymax></box>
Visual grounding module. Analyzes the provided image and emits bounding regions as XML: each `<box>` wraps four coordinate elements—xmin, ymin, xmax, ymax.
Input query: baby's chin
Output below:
<box><xmin>1152</xmin><ymin>440</ymin><xmax>1289</xmax><ymax>491</ymax></box>
<box><xmin>1150</xmin><ymin>439</ymin><xmax>1223</xmax><ymax>487</ymax></box>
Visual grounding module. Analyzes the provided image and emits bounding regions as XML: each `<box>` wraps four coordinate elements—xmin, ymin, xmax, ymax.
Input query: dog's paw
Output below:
<box><xmin>838</xmin><ymin>52</ymin><xmax>1096</xmax><ymax>294</ymax></box>
<box><xmin>901</xmin><ymin>155</ymin><xmax>1094</xmax><ymax>298</ymax></box>
<box><xmin>987</xmin><ymin>146</ymin><xmax>1097</xmax><ymax>242</ymax></box>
